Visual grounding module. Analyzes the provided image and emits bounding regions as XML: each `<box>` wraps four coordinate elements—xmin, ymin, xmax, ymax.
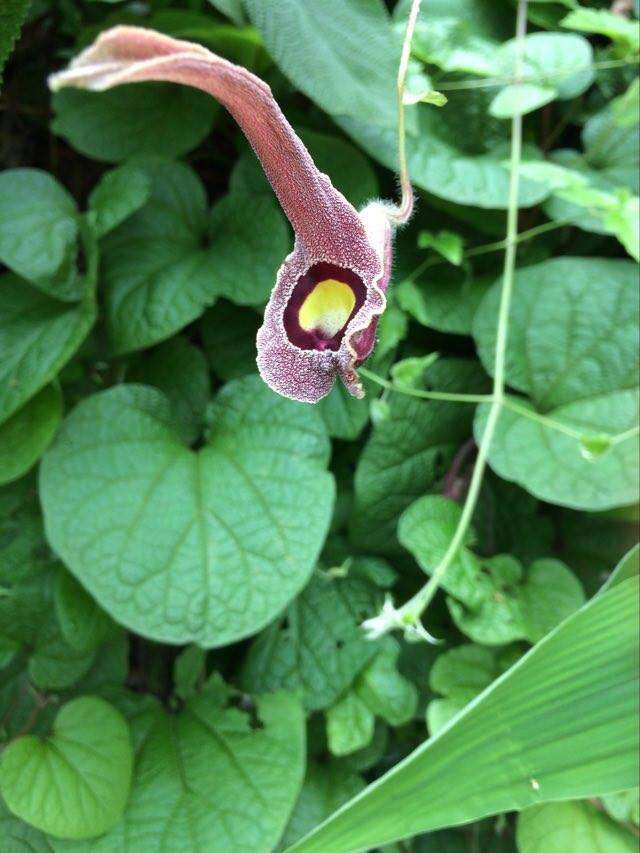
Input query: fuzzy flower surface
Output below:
<box><xmin>49</xmin><ymin>27</ymin><xmax>407</xmax><ymax>402</ymax></box>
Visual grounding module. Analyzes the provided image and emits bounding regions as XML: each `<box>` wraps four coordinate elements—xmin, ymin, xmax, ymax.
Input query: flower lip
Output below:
<box><xmin>282</xmin><ymin>261</ymin><xmax>367</xmax><ymax>352</ymax></box>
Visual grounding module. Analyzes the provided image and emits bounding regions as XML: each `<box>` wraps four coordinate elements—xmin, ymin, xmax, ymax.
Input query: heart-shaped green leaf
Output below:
<box><xmin>100</xmin><ymin>160</ymin><xmax>215</xmax><ymax>355</ymax></box>
<box><xmin>427</xmin><ymin>644</ymin><xmax>513</xmax><ymax>736</ymax></box>
<box><xmin>473</xmin><ymin>257</ymin><xmax>638</xmax><ymax>410</ymax></box>
<box><xmin>473</xmin><ymin>257</ymin><xmax>639</xmax><ymax>510</ymax></box>
<box><xmin>101</xmin><ymin>160</ymin><xmax>290</xmax><ymax>354</ymax></box>
<box><xmin>0</xmin><ymin>384</ymin><xmax>62</xmax><ymax>485</ymax></box>
<box><xmin>88</xmin><ymin>165</ymin><xmax>151</xmax><ymax>238</ymax></box>
<box><xmin>355</xmin><ymin>638</ymin><xmax>418</xmax><ymax>727</ymax></box>
<box><xmin>52</xmin><ymin>84</ymin><xmax>217</xmax><ymax>163</ymax></box>
<box><xmin>0</xmin><ymin>696</ymin><xmax>133</xmax><ymax>840</ymax></box>
<box><xmin>0</xmin><ymin>169</ymin><xmax>77</xmax><ymax>287</ymax></box>
<box><xmin>52</xmin><ymin>687</ymin><xmax>305</xmax><ymax>852</ymax></box>
<box><xmin>326</xmin><ymin>690</ymin><xmax>375</xmax><ymax>757</ymax></box>
<box><xmin>241</xmin><ymin>571</ymin><xmax>382</xmax><ymax>710</ymax></box>
<box><xmin>0</xmin><ymin>274</ymin><xmax>96</xmax><ymax>425</ymax></box>
<box><xmin>497</xmin><ymin>33</ymin><xmax>594</xmax><ymax>102</ymax></box>
<box><xmin>40</xmin><ymin>376</ymin><xmax>334</xmax><ymax>646</ymax></box>
<box><xmin>475</xmin><ymin>389</ymin><xmax>639</xmax><ymax>511</ymax></box>
<box><xmin>207</xmin><ymin>190</ymin><xmax>290</xmax><ymax>308</ymax></box>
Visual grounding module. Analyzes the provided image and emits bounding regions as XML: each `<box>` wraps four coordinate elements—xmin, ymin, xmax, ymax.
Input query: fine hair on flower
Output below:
<box><xmin>49</xmin><ymin>24</ymin><xmax>414</xmax><ymax>403</ymax></box>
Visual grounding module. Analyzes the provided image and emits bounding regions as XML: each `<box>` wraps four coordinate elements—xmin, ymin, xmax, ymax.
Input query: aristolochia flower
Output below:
<box><xmin>49</xmin><ymin>26</ymin><xmax>411</xmax><ymax>403</ymax></box>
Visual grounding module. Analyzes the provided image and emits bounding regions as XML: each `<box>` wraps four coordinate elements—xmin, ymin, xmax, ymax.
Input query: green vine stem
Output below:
<box><xmin>361</xmin><ymin>369</ymin><xmax>640</xmax><ymax>449</ymax></box>
<box><xmin>388</xmin><ymin>0</ymin><xmax>422</xmax><ymax>225</ymax></box>
<box><xmin>363</xmin><ymin>0</ymin><xmax>530</xmax><ymax>643</ymax></box>
<box><xmin>402</xmin><ymin>217</ymin><xmax>573</xmax><ymax>289</ymax></box>
<box><xmin>359</xmin><ymin>368</ymin><xmax>492</xmax><ymax>404</ymax></box>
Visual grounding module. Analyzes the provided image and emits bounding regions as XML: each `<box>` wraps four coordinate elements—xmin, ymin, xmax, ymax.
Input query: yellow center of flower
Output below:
<box><xmin>298</xmin><ymin>279</ymin><xmax>356</xmax><ymax>339</ymax></box>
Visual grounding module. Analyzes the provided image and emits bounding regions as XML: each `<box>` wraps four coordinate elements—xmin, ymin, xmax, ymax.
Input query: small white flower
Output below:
<box><xmin>361</xmin><ymin>595</ymin><xmax>442</xmax><ymax>644</ymax></box>
<box><xmin>361</xmin><ymin>594</ymin><xmax>401</xmax><ymax>640</ymax></box>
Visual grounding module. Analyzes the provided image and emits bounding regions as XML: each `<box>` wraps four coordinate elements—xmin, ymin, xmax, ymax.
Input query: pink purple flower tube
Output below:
<box><xmin>49</xmin><ymin>26</ymin><xmax>404</xmax><ymax>403</ymax></box>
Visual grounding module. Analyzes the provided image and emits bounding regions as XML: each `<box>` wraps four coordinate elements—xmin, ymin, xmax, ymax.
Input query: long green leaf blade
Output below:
<box><xmin>288</xmin><ymin>577</ymin><xmax>639</xmax><ymax>852</ymax></box>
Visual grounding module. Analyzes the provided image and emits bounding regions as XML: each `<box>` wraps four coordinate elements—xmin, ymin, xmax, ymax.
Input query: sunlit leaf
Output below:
<box><xmin>244</xmin><ymin>0</ymin><xmax>399</xmax><ymax>130</ymax></box>
<box><xmin>40</xmin><ymin>377</ymin><xmax>334</xmax><ymax>646</ymax></box>
<box><xmin>0</xmin><ymin>697</ymin><xmax>133</xmax><ymax>840</ymax></box>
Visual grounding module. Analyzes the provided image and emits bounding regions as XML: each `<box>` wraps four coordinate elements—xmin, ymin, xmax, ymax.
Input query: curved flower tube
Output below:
<box><xmin>49</xmin><ymin>26</ymin><xmax>410</xmax><ymax>403</ymax></box>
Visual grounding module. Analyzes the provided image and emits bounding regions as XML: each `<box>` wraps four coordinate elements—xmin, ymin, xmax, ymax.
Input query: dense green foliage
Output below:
<box><xmin>0</xmin><ymin>0</ymin><xmax>638</xmax><ymax>850</ymax></box>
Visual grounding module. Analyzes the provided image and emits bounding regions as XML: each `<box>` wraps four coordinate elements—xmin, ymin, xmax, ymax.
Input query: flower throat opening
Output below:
<box><xmin>283</xmin><ymin>262</ymin><xmax>367</xmax><ymax>351</ymax></box>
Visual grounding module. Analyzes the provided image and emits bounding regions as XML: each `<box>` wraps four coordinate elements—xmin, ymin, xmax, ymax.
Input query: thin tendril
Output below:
<box><xmin>610</xmin><ymin>425</ymin><xmax>640</xmax><ymax>446</ymax></box>
<box><xmin>387</xmin><ymin>0</ymin><xmax>421</xmax><ymax>226</ymax></box>
<box><xmin>402</xmin><ymin>217</ymin><xmax>573</xmax><ymax>286</ymax></box>
<box><xmin>360</xmin><ymin>367</ymin><xmax>492</xmax><ymax>404</ymax></box>
<box><xmin>363</xmin><ymin>368</ymin><xmax>639</xmax><ymax>449</ymax></box>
